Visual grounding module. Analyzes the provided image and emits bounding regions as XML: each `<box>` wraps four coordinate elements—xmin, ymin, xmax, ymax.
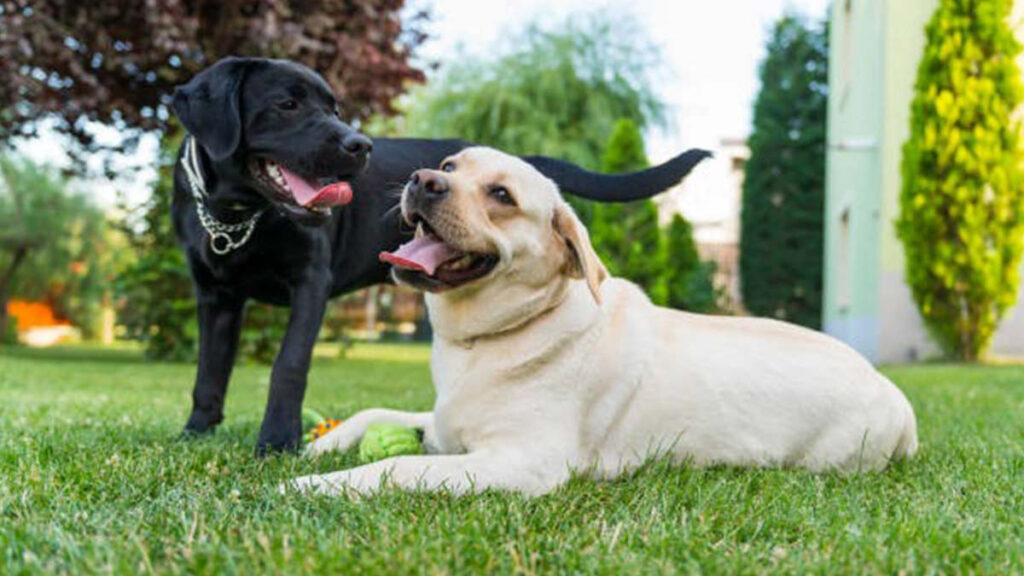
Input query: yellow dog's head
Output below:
<box><xmin>381</xmin><ymin>147</ymin><xmax>607</xmax><ymax>335</ymax></box>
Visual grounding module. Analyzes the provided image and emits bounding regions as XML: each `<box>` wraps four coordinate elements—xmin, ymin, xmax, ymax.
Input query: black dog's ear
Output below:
<box><xmin>172</xmin><ymin>57</ymin><xmax>258</xmax><ymax>161</ymax></box>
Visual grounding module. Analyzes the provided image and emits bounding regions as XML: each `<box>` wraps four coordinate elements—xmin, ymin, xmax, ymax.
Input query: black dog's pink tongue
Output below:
<box><xmin>379</xmin><ymin>236</ymin><xmax>460</xmax><ymax>276</ymax></box>
<box><xmin>280</xmin><ymin>165</ymin><xmax>353</xmax><ymax>207</ymax></box>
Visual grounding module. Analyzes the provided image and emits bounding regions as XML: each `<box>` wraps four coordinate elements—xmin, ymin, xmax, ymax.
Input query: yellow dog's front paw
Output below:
<box><xmin>282</xmin><ymin>472</ymin><xmax>371</xmax><ymax>498</ymax></box>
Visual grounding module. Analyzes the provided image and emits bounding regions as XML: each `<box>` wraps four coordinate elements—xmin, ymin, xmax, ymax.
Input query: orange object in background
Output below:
<box><xmin>6</xmin><ymin>300</ymin><xmax>70</xmax><ymax>331</ymax></box>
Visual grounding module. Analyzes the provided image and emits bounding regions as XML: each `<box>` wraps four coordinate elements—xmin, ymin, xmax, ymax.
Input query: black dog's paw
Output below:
<box><xmin>255</xmin><ymin>427</ymin><xmax>303</xmax><ymax>457</ymax></box>
<box><xmin>183</xmin><ymin>410</ymin><xmax>223</xmax><ymax>436</ymax></box>
<box><xmin>178</xmin><ymin>429</ymin><xmax>214</xmax><ymax>444</ymax></box>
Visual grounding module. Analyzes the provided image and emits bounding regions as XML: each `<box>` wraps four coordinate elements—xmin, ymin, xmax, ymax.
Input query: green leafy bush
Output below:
<box><xmin>898</xmin><ymin>0</ymin><xmax>1024</xmax><ymax>361</ymax></box>
<box><xmin>665</xmin><ymin>214</ymin><xmax>719</xmax><ymax>313</ymax></box>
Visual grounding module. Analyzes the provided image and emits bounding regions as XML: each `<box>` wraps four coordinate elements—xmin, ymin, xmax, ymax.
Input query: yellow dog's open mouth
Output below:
<box><xmin>379</xmin><ymin>222</ymin><xmax>498</xmax><ymax>290</ymax></box>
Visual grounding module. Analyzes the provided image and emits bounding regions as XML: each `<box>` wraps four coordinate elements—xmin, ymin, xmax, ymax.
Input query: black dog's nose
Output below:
<box><xmin>409</xmin><ymin>170</ymin><xmax>449</xmax><ymax>196</ymax></box>
<box><xmin>342</xmin><ymin>133</ymin><xmax>373</xmax><ymax>156</ymax></box>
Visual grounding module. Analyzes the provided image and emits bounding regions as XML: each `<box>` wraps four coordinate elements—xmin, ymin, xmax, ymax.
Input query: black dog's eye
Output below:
<box><xmin>441</xmin><ymin>161</ymin><xmax>455</xmax><ymax>173</ymax></box>
<box><xmin>489</xmin><ymin>185</ymin><xmax>516</xmax><ymax>206</ymax></box>
<box><xmin>277</xmin><ymin>99</ymin><xmax>299</xmax><ymax>111</ymax></box>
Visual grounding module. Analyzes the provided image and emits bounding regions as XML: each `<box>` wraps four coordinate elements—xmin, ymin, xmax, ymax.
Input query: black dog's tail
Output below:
<box><xmin>523</xmin><ymin>148</ymin><xmax>712</xmax><ymax>202</ymax></box>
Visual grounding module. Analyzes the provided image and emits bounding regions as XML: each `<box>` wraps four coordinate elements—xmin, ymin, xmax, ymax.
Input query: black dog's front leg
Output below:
<box><xmin>184</xmin><ymin>290</ymin><xmax>245</xmax><ymax>435</ymax></box>
<box><xmin>256</xmin><ymin>275</ymin><xmax>331</xmax><ymax>454</ymax></box>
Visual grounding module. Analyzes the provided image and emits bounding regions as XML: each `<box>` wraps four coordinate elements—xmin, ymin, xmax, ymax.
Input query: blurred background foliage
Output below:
<box><xmin>0</xmin><ymin>156</ymin><xmax>123</xmax><ymax>342</ymax></box>
<box><xmin>114</xmin><ymin>126</ymin><xmax>196</xmax><ymax>361</ymax></box>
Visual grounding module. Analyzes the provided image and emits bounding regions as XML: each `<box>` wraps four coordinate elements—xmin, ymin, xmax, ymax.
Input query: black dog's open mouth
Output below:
<box><xmin>379</xmin><ymin>218</ymin><xmax>498</xmax><ymax>291</ymax></box>
<box><xmin>250</xmin><ymin>158</ymin><xmax>353</xmax><ymax>218</ymax></box>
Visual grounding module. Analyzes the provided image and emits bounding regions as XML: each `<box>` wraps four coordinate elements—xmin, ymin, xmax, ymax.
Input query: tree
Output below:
<box><xmin>585</xmin><ymin>119</ymin><xmax>717</xmax><ymax>311</ymax></box>
<box><xmin>0</xmin><ymin>0</ymin><xmax>426</xmax><ymax>158</ymax></box>
<box><xmin>665</xmin><ymin>214</ymin><xmax>718</xmax><ymax>313</ymax></box>
<box><xmin>740</xmin><ymin>15</ymin><xmax>828</xmax><ymax>329</ymax></box>
<box><xmin>897</xmin><ymin>0</ymin><xmax>1024</xmax><ymax>361</ymax></box>
<box><xmin>601</xmin><ymin>117</ymin><xmax>650</xmax><ymax>174</ymax></box>
<box><xmin>0</xmin><ymin>156</ymin><xmax>108</xmax><ymax>341</ymax></box>
<box><xmin>589</xmin><ymin>119</ymin><xmax>667</xmax><ymax>303</ymax></box>
<box><xmin>400</xmin><ymin>12</ymin><xmax>664</xmax><ymax>174</ymax></box>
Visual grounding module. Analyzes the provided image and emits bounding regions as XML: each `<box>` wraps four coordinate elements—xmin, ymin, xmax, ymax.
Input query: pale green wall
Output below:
<box><xmin>823</xmin><ymin>0</ymin><xmax>886</xmax><ymax>361</ymax></box>
<box><xmin>880</xmin><ymin>0</ymin><xmax>936</xmax><ymax>273</ymax></box>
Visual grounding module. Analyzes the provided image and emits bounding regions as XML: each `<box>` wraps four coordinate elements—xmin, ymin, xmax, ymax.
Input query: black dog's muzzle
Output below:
<box><xmin>341</xmin><ymin>132</ymin><xmax>373</xmax><ymax>159</ymax></box>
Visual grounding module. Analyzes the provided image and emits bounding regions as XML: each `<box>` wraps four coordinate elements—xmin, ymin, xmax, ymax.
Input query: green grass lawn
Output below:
<box><xmin>2</xmin><ymin>344</ymin><xmax>1023</xmax><ymax>574</ymax></box>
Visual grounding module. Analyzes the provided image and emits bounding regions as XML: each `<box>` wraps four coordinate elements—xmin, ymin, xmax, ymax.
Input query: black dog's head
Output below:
<box><xmin>173</xmin><ymin>57</ymin><xmax>371</xmax><ymax>225</ymax></box>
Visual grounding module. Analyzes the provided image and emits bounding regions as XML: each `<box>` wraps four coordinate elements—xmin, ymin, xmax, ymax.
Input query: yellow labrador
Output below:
<box><xmin>293</xmin><ymin>147</ymin><xmax>918</xmax><ymax>497</ymax></box>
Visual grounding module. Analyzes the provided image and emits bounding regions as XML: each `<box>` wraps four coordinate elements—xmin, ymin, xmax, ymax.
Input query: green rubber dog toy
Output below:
<box><xmin>304</xmin><ymin>408</ymin><xmax>423</xmax><ymax>462</ymax></box>
<box><xmin>358</xmin><ymin>422</ymin><xmax>423</xmax><ymax>463</ymax></box>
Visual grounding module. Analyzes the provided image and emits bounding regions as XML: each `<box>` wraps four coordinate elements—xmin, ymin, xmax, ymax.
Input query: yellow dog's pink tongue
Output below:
<box><xmin>379</xmin><ymin>236</ymin><xmax>460</xmax><ymax>275</ymax></box>
<box><xmin>280</xmin><ymin>166</ymin><xmax>353</xmax><ymax>207</ymax></box>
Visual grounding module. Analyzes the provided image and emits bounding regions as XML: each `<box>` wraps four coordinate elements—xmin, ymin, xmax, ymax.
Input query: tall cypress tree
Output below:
<box><xmin>897</xmin><ymin>0</ymin><xmax>1024</xmax><ymax>361</ymax></box>
<box><xmin>589</xmin><ymin>119</ymin><xmax>668</xmax><ymax>304</ymax></box>
<box><xmin>740</xmin><ymin>15</ymin><xmax>828</xmax><ymax>328</ymax></box>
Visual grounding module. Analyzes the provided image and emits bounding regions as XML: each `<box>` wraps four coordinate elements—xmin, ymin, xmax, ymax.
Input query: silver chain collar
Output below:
<box><xmin>181</xmin><ymin>136</ymin><xmax>267</xmax><ymax>256</ymax></box>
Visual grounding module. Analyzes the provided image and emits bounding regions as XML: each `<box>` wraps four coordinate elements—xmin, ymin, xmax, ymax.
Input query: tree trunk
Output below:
<box><xmin>0</xmin><ymin>245</ymin><xmax>29</xmax><ymax>343</ymax></box>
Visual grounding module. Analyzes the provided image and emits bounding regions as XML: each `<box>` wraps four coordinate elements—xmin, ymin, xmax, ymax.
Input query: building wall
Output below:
<box><xmin>825</xmin><ymin>0</ymin><xmax>1024</xmax><ymax>363</ymax></box>
<box><xmin>823</xmin><ymin>0</ymin><xmax>887</xmax><ymax>361</ymax></box>
<box><xmin>876</xmin><ymin>0</ymin><xmax>941</xmax><ymax>363</ymax></box>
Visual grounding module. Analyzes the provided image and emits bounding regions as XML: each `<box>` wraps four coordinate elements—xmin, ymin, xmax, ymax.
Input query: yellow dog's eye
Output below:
<box><xmin>441</xmin><ymin>161</ymin><xmax>455</xmax><ymax>173</ymax></box>
<box><xmin>489</xmin><ymin>185</ymin><xmax>516</xmax><ymax>206</ymax></box>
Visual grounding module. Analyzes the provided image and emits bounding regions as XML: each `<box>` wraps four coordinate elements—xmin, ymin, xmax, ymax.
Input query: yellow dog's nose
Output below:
<box><xmin>409</xmin><ymin>169</ymin><xmax>449</xmax><ymax>197</ymax></box>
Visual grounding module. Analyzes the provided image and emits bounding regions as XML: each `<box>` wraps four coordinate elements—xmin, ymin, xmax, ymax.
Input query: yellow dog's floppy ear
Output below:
<box><xmin>553</xmin><ymin>203</ymin><xmax>608</xmax><ymax>304</ymax></box>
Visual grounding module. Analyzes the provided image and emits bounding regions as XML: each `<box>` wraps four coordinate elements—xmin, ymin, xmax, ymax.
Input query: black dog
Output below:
<box><xmin>171</xmin><ymin>57</ymin><xmax>710</xmax><ymax>453</ymax></box>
